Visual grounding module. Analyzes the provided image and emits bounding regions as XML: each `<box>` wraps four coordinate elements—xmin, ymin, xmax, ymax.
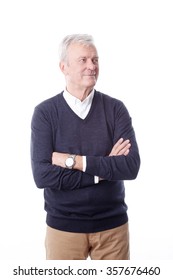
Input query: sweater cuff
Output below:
<box><xmin>83</xmin><ymin>156</ymin><xmax>99</xmax><ymax>184</ymax></box>
<box><xmin>86</xmin><ymin>156</ymin><xmax>101</xmax><ymax>177</ymax></box>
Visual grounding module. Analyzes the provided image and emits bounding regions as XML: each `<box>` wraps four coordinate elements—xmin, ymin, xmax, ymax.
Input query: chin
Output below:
<box><xmin>85</xmin><ymin>78</ymin><xmax>97</xmax><ymax>86</ymax></box>
<box><xmin>84</xmin><ymin>83</ymin><xmax>96</xmax><ymax>89</ymax></box>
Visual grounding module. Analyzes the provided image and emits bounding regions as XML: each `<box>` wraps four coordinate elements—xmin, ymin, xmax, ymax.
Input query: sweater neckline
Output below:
<box><xmin>60</xmin><ymin>90</ymin><xmax>97</xmax><ymax>122</ymax></box>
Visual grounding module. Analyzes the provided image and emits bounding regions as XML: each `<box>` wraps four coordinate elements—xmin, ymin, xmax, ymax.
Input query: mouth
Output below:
<box><xmin>85</xmin><ymin>73</ymin><xmax>96</xmax><ymax>77</ymax></box>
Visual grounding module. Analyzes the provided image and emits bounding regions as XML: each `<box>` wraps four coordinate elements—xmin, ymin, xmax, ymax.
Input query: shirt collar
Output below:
<box><xmin>63</xmin><ymin>88</ymin><xmax>95</xmax><ymax>107</ymax></box>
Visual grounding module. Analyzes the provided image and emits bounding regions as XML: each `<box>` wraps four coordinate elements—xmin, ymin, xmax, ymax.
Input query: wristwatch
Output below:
<box><xmin>65</xmin><ymin>154</ymin><xmax>77</xmax><ymax>169</ymax></box>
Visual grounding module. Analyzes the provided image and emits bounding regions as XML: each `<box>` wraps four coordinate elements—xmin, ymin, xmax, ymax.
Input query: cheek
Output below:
<box><xmin>73</xmin><ymin>69</ymin><xmax>84</xmax><ymax>79</ymax></box>
<box><xmin>67</xmin><ymin>65</ymin><xmax>85</xmax><ymax>80</ymax></box>
<box><xmin>68</xmin><ymin>71</ymin><xmax>82</xmax><ymax>82</ymax></box>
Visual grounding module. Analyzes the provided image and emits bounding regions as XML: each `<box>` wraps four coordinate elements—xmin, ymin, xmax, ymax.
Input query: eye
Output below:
<box><xmin>79</xmin><ymin>57</ymin><xmax>87</xmax><ymax>63</ymax></box>
<box><xmin>92</xmin><ymin>57</ymin><xmax>99</xmax><ymax>64</ymax></box>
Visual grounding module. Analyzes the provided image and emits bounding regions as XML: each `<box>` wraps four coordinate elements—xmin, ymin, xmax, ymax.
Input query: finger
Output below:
<box><xmin>111</xmin><ymin>138</ymin><xmax>124</xmax><ymax>151</ymax></box>
<box><xmin>117</xmin><ymin>143</ymin><xmax>131</xmax><ymax>155</ymax></box>
<box><xmin>113</xmin><ymin>139</ymin><xmax>130</xmax><ymax>154</ymax></box>
<box><xmin>124</xmin><ymin>149</ymin><xmax>130</xmax><ymax>156</ymax></box>
<box><xmin>110</xmin><ymin>138</ymin><xmax>124</xmax><ymax>153</ymax></box>
<box><xmin>110</xmin><ymin>142</ymin><xmax>131</xmax><ymax>156</ymax></box>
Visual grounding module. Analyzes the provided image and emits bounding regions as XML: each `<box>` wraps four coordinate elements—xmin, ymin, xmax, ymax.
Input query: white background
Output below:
<box><xmin>0</xmin><ymin>0</ymin><xmax>173</xmax><ymax>261</ymax></box>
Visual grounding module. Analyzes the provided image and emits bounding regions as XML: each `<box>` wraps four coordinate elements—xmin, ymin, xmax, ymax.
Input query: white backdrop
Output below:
<box><xmin>0</xmin><ymin>0</ymin><xmax>173</xmax><ymax>261</ymax></box>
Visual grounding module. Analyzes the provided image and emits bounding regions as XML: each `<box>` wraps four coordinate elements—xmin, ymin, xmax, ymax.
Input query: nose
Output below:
<box><xmin>87</xmin><ymin>59</ymin><xmax>96</xmax><ymax>71</ymax></box>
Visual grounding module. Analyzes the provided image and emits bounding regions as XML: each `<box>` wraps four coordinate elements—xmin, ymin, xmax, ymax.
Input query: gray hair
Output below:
<box><xmin>59</xmin><ymin>34</ymin><xmax>95</xmax><ymax>62</ymax></box>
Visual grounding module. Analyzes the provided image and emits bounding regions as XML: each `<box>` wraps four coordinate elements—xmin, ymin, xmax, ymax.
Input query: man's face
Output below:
<box><xmin>61</xmin><ymin>43</ymin><xmax>99</xmax><ymax>92</ymax></box>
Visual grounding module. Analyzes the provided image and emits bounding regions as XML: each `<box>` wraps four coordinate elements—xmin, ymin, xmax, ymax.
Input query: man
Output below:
<box><xmin>31</xmin><ymin>34</ymin><xmax>140</xmax><ymax>260</ymax></box>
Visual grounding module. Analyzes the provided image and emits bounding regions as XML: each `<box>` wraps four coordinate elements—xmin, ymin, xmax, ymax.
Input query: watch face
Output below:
<box><xmin>66</xmin><ymin>157</ymin><xmax>74</xmax><ymax>167</ymax></box>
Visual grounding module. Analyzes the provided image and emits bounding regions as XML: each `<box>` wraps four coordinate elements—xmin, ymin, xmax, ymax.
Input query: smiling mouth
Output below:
<box><xmin>85</xmin><ymin>73</ymin><xmax>96</xmax><ymax>76</ymax></box>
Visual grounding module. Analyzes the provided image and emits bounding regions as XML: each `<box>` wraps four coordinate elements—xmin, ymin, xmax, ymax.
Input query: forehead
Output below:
<box><xmin>67</xmin><ymin>43</ymin><xmax>98</xmax><ymax>58</ymax></box>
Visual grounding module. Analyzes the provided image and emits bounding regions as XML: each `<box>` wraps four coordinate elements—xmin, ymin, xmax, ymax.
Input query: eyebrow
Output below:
<box><xmin>77</xmin><ymin>56</ymin><xmax>99</xmax><ymax>59</ymax></box>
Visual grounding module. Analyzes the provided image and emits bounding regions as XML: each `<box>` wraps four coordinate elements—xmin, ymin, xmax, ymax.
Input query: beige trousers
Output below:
<box><xmin>45</xmin><ymin>222</ymin><xmax>130</xmax><ymax>260</ymax></box>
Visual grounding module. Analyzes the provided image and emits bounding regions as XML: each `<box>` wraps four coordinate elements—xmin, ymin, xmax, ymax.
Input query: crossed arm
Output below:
<box><xmin>31</xmin><ymin>103</ymin><xmax>140</xmax><ymax>189</ymax></box>
<box><xmin>52</xmin><ymin>138</ymin><xmax>131</xmax><ymax>171</ymax></box>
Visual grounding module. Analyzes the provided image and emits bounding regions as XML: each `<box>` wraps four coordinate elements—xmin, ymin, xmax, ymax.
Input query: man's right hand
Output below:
<box><xmin>109</xmin><ymin>138</ymin><xmax>131</xmax><ymax>157</ymax></box>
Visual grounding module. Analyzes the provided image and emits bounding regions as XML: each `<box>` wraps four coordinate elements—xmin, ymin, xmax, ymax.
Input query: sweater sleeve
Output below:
<box><xmin>85</xmin><ymin>101</ymin><xmax>140</xmax><ymax>181</ymax></box>
<box><xmin>30</xmin><ymin>106</ymin><xmax>95</xmax><ymax>190</ymax></box>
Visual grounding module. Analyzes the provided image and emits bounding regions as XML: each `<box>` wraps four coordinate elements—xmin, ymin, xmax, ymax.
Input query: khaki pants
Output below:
<box><xmin>45</xmin><ymin>222</ymin><xmax>130</xmax><ymax>260</ymax></box>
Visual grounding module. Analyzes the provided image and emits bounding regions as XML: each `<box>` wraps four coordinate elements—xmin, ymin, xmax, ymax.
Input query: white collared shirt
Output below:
<box><xmin>63</xmin><ymin>89</ymin><xmax>99</xmax><ymax>184</ymax></box>
<box><xmin>63</xmin><ymin>88</ymin><xmax>95</xmax><ymax>119</ymax></box>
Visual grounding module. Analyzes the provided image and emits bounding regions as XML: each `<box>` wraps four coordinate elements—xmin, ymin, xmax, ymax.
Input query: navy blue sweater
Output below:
<box><xmin>31</xmin><ymin>90</ymin><xmax>140</xmax><ymax>233</ymax></box>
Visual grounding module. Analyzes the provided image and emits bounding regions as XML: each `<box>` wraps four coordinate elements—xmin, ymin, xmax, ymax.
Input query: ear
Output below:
<box><xmin>59</xmin><ymin>61</ymin><xmax>68</xmax><ymax>75</ymax></box>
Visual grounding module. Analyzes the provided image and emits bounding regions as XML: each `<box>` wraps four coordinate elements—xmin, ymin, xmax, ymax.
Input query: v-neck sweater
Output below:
<box><xmin>63</xmin><ymin>88</ymin><xmax>95</xmax><ymax>119</ymax></box>
<box><xmin>31</xmin><ymin>90</ymin><xmax>140</xmax><ymax>233</ymax></box>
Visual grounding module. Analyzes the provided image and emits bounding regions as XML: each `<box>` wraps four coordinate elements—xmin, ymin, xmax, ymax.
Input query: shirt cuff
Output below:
<box><xmin>83</xmin><ymin>156</ymin><xmax>99</xmax><ymax>184</ymax></box>
<box><xmin>82</xmin><ymin>156</ymin><xmax>87</xmax><ymax>172</ymax></box>
<box><xmin>94</xmin><ymin>176</ymin><xmax>99</xmax><ymax>184</ymax></box>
